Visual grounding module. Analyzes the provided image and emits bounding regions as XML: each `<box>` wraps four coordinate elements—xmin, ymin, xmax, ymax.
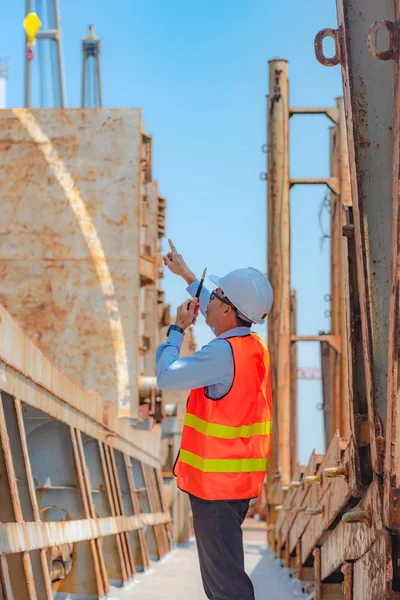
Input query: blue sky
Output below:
<box><xmin>0</xmin><ymin>1</ymin><xmax>342</xmax><ymax>464</ymax></box>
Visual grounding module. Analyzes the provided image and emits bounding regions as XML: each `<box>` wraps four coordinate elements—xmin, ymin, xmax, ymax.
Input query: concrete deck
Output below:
<box><xmin>110</xmin><ymin>520</ymin><xmax>305</xmax><ymax>599</ymax></box>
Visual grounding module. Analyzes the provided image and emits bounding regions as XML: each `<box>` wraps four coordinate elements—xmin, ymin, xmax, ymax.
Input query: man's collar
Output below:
<box><xmin>216</xmin><ymin>326</ymin><xmax>251</xmax><ymax>340</ymax></box>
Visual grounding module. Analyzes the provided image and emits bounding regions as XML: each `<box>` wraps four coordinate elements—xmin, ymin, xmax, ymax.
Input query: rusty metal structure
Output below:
<box><xmin>0</xmin><ymin>100</ymin><xmax>195</xmax><ymax>594</ymax></box>
<box><xmin>267</xmin><ymin>0</ymin><xmax>400</xmax><ymax>598</ymax></box>
<box><xmin>6</xmin><ymin>0</ymin><xmax>400</xmax><ymax>596</ymax></box>
<box><xmin>0</xmin><ymin>108</ymin><xmax>167</xmax><ymax>423</ymax></box>
<box><xmin>0</xmin><ymin>300</ymin><xmax>171</xmax><ymax>598</ymax></box>
<box><xmin>266</xmin><ymin>59</ymin><xmax>350</xmax><ymax>496</ymax></box>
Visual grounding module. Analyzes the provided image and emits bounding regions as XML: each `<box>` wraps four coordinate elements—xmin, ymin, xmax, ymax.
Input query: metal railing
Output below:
<box><xmin>0</xmin><ymin>302</ymin><xmax>171</xmax><ymax>599</ymax></box>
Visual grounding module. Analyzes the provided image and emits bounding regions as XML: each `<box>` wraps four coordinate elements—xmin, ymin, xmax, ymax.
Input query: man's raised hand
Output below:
<box><xmin>163</xmin><ymin>239</ymin><xmax>196</xmax><ymax>284</ymax></box>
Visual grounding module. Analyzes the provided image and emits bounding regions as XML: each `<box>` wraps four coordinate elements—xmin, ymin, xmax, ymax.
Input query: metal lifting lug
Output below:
<box><xmin>305</xmin><ymin>507</ymin><xmax>324</xmax><ymax>516</ymax></box>
<box><xmin>292</xmin><ymin>506</ymin><xmax>306</xmax><ymax>513</ymax></box>
<box><xmin>304</xmin><ymin>474</ymin><xmax>323</xmax><ymax>485</ymax></box>
<box><xmin>342</xmin><ymin>510</ymin><xmax>372</xmax><ymax>525</ymax></box>
<box><xmin>323</xmin><ymin>466</ymin><xmax>348</xmax><ymax>479</ymax></box>
<box><xmin>289</xmin><ymin>481</ymin><xmax>302</xmax><ymax>489</ymax></box>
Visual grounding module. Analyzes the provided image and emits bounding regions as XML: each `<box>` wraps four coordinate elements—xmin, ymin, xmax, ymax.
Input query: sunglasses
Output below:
<box><xmin>210</xmin><ymin>289</ymin><xmax>234</xmax><ymax>307</ymax></box>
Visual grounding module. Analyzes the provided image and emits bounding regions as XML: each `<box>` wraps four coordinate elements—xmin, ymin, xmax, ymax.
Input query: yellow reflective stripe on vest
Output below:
<box><xmin>184</xmin><ymin>413</ymin><xmax>272</xmax><ymax>439</ymax></box>
<box><xmin>179</xmin><ymin>449</ymin><xmax>268</xmax><ymax>473</ymax></box>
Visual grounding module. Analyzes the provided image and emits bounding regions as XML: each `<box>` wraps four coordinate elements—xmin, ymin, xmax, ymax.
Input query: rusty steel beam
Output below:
<box><xmin>327</xmin><ymin>102</ymin><xmax>351</xmax><ymax>442</ymax></box>
<box><xmin>289</xmin><ymin>177</ymin><xmax>339</xmax><ymax>195</ymax></box>
<box><xmin>289</xmin><ymin>106</ymin><xmax>339</xmax><ymax>124</ymax></box>
<box><xmin>267</xmin><ymin>58</ymin><xmax>291</xmax><ymax>487</ymax></box>
<box><xmin>291</xmin><ymin>1</ymin><xmax>399</xmax><ymax>597</ymax></box>
<box><xmin>336</xmin><ymin>98</ymin><xmax>351</xmax><ymax>439</ymax></box>
<box><xmin>291</xmin><ymin>335</ymin><xmax>341</xmax><ymax>354</ymax></box>
<box><xmin>270</xmin><ymin>0</ymin><xmax>398</xmax><ymax>593</ymax></box>
<box><xmin>69</xmin><ymin>426</ymin><xmax>106</xmax><ymax>597</ymax></box>
<box><xmin>0</xmin><ymin>299</ymin><xmax>172</xmax><ymax>594</ymax></box>
<box><xmin>329</xmin><ymin>124</ymin><xmax>341</xmax><ymax>443</ymax></box>
<box><xmin>0</xmin><ymin>513</ymin><xmax>170</xmax><ymax>555</ymax></box>
<box><xmin>316</xmin><ymin>0</ymin><xmax>395</xmax><ymax>474</ymax></box>
<box><xmin>0</xmin><ymin>391</ymin><xmax>41</xmax><ymax>599</ymax></box>
<box><xmin>0</xmin><ymin>109</ymin><xmax>155</xmax><ymax>421</ymax></box>
<box><xmin>0</xmin><ymin>303</ymin><xmax>161</xmax><ymax>468</ymax></box>
<box><xmin>368</xmin><ymin>4</ymin><xmax>400</xmax><ymax>534</ymax></box>
<box><xmin>290</xmin><ymin>291</ymin><xmax>298</xmax><ymax>476</ymax></box>
<box><xmin>0</xmin><ymin>386</ymin><xmax>171</xmax><ymax>593</ymax></box>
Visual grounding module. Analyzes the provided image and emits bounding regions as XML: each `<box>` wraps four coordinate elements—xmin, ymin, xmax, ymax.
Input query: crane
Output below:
<box><xmin>23</xmin><ymin>0</ymin><xmax>66</xmax><ymax>108</ymax></box>
<box><xmin>82</xmin><ymin>25</ymin><xmax>102</xmax><ymax>108</ymax></box>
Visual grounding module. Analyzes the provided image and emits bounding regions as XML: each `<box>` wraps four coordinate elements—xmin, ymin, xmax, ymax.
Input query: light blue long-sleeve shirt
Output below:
<box><xmin>155</xmin><ymin>280</ymin><xmax>251</xmax><ymax>399</ymax></box>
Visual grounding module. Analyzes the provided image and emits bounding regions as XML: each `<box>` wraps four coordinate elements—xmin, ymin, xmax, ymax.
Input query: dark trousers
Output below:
<box><xmin>189</xmin><ymin>494</ymin><xmax>255</xmax><ymax>600</ymax></box>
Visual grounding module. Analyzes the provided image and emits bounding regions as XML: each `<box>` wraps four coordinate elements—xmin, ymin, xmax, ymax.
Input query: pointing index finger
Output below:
<box><xmin>168</xmin><ymin>238</ymin><xmax>178</xmax><ymax>253</ymax></box>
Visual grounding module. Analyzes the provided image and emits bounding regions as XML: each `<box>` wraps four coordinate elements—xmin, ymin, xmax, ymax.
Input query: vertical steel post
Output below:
<box><xmin>24</xmin><ymin>0</ymin><xmax>33</xmax><ymax>108</ymax></box>
<box><xmin>97</xmin><ymin>54</ymin><xmax>103</xmax><ymax>108</ymax></box>
<box><xmin>290</xmin><ymin>290</ymin><xmax>297</xmax><ymax>475</ymax></box>
<box><xmin>315</xmin><ymin>0</ymin><xmax>395</xmax><ymax>473</ymax></box>
<box><xmin>328</xmin><ymin>108</ymin><xmax>350</xmax><ymax>440</ymax></box>
<box><xmin>53</xmin><ymin>0</ymin><xmax>66</xmax><ymax>108</ymax></box>
<box><xmin>329</xmin><ymin>124</ymin><xmax>341</xmax><ymax>440</ymax></box>
<box><xmin>368</xmin><ymin>2</ymin><xmax>400</xmax><ymax>530</ymax></box>
<box><xmin>267</xmin><ymin>58</ymin><xmax>291</xmax><ymax>486</ymax></box>
<box><xmin>0</xmin><ymin>59</ymin><xmax>7</xmax><ymax>109</ymax></box>
<box><xmin>337</xmin><ymin>97</ymin><xmax>351</xmax><ymax>439</ymax></box>
<box><xmin>81</xmin><ymin>25</ymin><xmax>102</xmax><ymax>109</ymax></box>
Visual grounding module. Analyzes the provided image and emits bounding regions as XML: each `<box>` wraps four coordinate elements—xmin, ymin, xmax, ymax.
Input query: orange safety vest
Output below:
<box><xmin>174</xmin><ymin>333</ymin><xmax>272</xmax><ymax>501</ymax></box>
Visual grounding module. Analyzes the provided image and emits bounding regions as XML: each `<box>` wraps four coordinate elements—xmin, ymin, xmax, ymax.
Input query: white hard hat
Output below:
<box><xmin>209</xmin><ymin>267</ymin><xmax>273</xmax><ymax>325</ymax></box>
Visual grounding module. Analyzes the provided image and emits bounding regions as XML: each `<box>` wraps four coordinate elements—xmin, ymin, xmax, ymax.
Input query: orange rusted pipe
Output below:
<box><xmin>267</xmin><ymin>58</ymin><xmax>291</xmax><ymax>486</ymax></box>
<box><xmin>337</xmin><ymin>97</ymin><xmax>351</xmax><ymax>439</ymax></box>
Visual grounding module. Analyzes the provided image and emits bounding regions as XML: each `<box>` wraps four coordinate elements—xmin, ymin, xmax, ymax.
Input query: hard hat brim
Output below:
<box><xmin>209</xmin><ymin>275</ymin><xmax>221</xmax><ymax>286</ymax></box>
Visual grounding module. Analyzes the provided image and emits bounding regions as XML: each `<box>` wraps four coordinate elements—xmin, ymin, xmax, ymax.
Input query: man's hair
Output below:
<box><xmin>235</xmin><ymin>313</ymin><xmax>252</xmax><ymax>328</ymax></box>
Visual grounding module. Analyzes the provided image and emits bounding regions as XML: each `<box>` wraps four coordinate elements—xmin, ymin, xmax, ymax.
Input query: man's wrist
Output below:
<box><xmin>168</xmin><ymin>324</ymin><xmax>185</xmax><ymax>336</ymax></box>
<box><xmin>182</xmin><ymin>270</ymin><xmax>196</xmax><ymax>286</ymax></box>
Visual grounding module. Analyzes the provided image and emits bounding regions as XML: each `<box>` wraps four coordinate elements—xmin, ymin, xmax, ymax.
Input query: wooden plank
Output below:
<box><xmin>295</xmin><ymin>540</ymin><xmax>302</xmax><ymax>580</ymax></box>
<box><xmin>108</xmin><ymin>448</ymin><xmax>136</xmax><ymax>578</ymax></box>
<box><xmin>301</xmin><ymin>438</ymin><xmax>362</xmax><ymax>562</ymax></box>
<box><xmin>288</xmin><ymin>450</ymin><xmax>327</xmax><ymax>554</ymax></box>
<box><xmin>352</xmin><ymin>531</ymin><xmax>392</xmax><ymax>600</ymax></box>
<box><xmin>341</xmin><ymin>562</ymin><xmax>353</xmax><ymax>600</ymax></box>
<box><xmin>0</xmin><ymin>557</ymin><xmax>14</xmax><ymax>600</ymax></box>
<box><xmin>124</xmin><ymin>454</ymin><xmax>150</xmax><ymax>570</ymax></box>
<box><xmin>104</xmin><ymin>446</ymin><xmax>133</xmax><ymax>580</ymax></box>
<box><xmin>343</xmin><ymin>206</ymin><xmax>374</xmax><ymax>483</ymax></box>
<box><xmin>153</xmin><ymin>468</ymin><xmax>171</xmax><ymax>553</ymax></box>
<box><xmin>70</xmin><ymin>428</ymin><xmax>105</xmax><ymax>599</ymax></box>
<box><xmin>320</xmin><ymin>477</ymin><xmax>383</xmax><ymax>580</ymax></box>
<box><xmin>276</xmin><ymin>451</ymin><xmax>323</xmax><ymax>551</ymax></box>
<box><xmin>21</xmin><ymin>555</ymin><xmax>37</xmax><ymax>600</ymax></box>
<box><xmin>0</xmin><ymin>513</ymin><xmax>170</xmax><ymax>554</ymax></box>
<box><xmin>0</xmin><ymin>392</ymin><xmax>37</xmax><ymax>600</ymax></box>
<box><xmin>314</xmin><ymin>547</ymin><xmax>322</xmax><ymax>600</ymax></box>
<box><xmin>14</xmin><ymin>399</ymin><xmax>53</xmax><ymax>600</ymax></box>
<box><xmin>143</xmin><ymin>464</ymin><xmax>167</xmax><ymax>558</ymax></box>
<box><xmin>98</xmin><ymin>442</ymin><xmax>128</xmax><ymax>584</ymax></box>
<box><xmin>75</xmin><ymin>430</ymin><xmax>110</xmax><ymax>595</ymax></box>
<box><xmin>0</xmin><ymin>308</ymin><xmax>161</xmax><ymax>468</ymax></box>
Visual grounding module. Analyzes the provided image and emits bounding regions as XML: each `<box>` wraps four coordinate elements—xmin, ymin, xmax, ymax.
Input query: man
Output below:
<box><xmin>156</xmin><ymin>240</ymin><xmax>273</xmax><ymax>600</ymax></box>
